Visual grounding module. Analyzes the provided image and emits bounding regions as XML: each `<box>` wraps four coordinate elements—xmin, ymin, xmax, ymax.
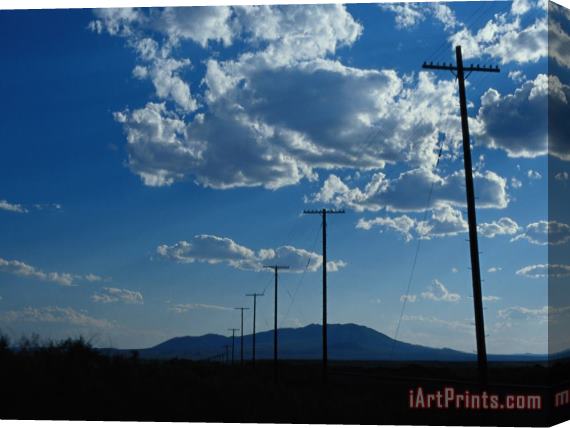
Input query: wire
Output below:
<box><xmin>281</xmin><ymin>220</ymin><xmax>322</xmax><ymax>324</ymax></box>
<box><xmin>388</xmin><ymin>77</ymin><xmax>459</xmax><ymax>360</ymax></box>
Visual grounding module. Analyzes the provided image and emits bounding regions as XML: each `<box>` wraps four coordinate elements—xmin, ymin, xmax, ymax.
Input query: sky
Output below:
<box><xmin>0</xmin><ymin>0</ymin><xmax>566</xmax><ymax>355</ymax></box>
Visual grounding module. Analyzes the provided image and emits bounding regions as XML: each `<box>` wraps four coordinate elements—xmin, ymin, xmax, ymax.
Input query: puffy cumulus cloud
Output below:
<box><xmin>0</xmin><ymin>306</ymin><xmax>114</xmax><ymax>329</ymax></box>
<box><xmin>94</xmin><ymin>5</ymin><xmax>471</xmax><ymax>191</ymax></box>
<box><xmin>0</xmin><ymin>199</ymin><xmax>27</xmax><ymax>213</ymax></box>
<box><xmin>232</xmin><ymin>5</ymin><xmax>362</xmax><ymax>65</ymax></box>
<box><xmin>157</xmin><ymin>235</ymin><xmax>256</xmax><ymax>265</ymax></box>
<box><xmin>549</xmin><ymin>3</ymin><xmax>570</xmax><ymax>69</ymax></box>
<box><xmin>381</xmin><ymin>3</ymin><xmax>458</xmax><ymax>31</ymax></box>
<box><xmin>516</xmin><ymin>263</ymin><xmax>570</xmax><ymax>278</ymax></box>
<box><xmin>449</xmin><ymin>7</ymin><xmax>547</xmax><ymax>65</ymax></box>
<box><xmin>487</xmin><ymin>266</ymin><xmax>503</xmax><ymax>273</ymax></box>
<box><xmin>157</xmin><ymin>234</ymin><xmax>346</xmax><ymax>273</ymax></box>
<box><xmin>356</xmin><ymin>204</ymin><xmax>467</xmax><ymax>241</ymax></box>
<box><xmin>0</xmin><ymin>258</ymin><xmax>104</xmax><ymax>287</ymax></box>
<box><xmin>310</xmin><ymin>168</ymin><xmax>508</xmax><ymax>213</ymax></box>
<box><xmin>91</xmin><ymin>287</ymin><xmax>144</xmax><ymax>304</ymax></box>
<box><xmin>478</xmin><ymin>217</ymin><xmax>520</xmax><ymax>238</ymax></box>
<box><xmin>513</xmin><ymin>220</ymin><xmax>570</xmax><ymax>246</ymax></box>
<box><xmin>476</xmin><ymin>74</ymin><xmax>570</xmax><ymax>161</ymax></box>
<box><xmin>114</xmin><ymin>103</ymin><xmax>205</xmax><ymax>187</ymax></box>
<box><xmin>169</xmin><ymin>303</ymin><xmax>232</xmax><ymax>313</ymax></box>
<box><xmin>475</xmin><ymin>74</ymin><xmax>547</xmax><ymax>158</ymax></box>
<box><xmin>90</xmin><ymin>6</ymin><xmax>234</xmax><ymax>46</ymax></box>
<box><xmin>151</xmin><ymin>7</ymin><xmax>234</xmax><ymax>47</ymax></box>
<box><xmin>88</xmin><ymin>8</ymin><xmax>141</xmax><ymax>36</ymax></box>
<box><xmin>420</xmin><ymin>279</ymin><xmax>461</xmax><ymax>302</ymax></box>
<box><xmin>357</xmin><ymin>214</ymin><xmax>417</xmax><ymax>242</ymax></box>
<box><xmin>119</xmin><ymin>63</ymin><xmax>464</xmax><ymax>190</ymax></box>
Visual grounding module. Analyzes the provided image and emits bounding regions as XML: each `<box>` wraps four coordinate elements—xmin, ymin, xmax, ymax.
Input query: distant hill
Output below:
<box><xmin>99</xmin><ymin>323</ymin><xmax>547</xmax><ymax>362</ymax></box>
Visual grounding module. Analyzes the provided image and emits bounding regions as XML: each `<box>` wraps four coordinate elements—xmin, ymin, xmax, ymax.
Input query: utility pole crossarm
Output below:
<box><xmin>422</xmin><ymin>62</ymin><xmax>500</xmax><ymax>73</ymax></box>
<box><xmin>303</xmin><ymin>209</ymin><xmax>346</xmax><ymax>215</ymax></box>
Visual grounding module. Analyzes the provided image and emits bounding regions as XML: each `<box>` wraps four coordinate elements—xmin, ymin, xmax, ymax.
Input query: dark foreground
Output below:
<box><xmin>1</xmin><ymin>338</ymin><xmax>569</xmax><ymax>426</ymax></box>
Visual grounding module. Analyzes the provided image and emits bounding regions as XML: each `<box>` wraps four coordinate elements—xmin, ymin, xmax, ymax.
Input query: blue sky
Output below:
<box><xmin>0</xmin><ymin>1</ymin><xmax>566</xmax><ymax>354</ymax></box>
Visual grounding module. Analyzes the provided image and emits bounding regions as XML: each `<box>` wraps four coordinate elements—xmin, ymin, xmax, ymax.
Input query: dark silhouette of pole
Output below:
<box><xmin>234</xmin><ymin>307</ymin><xmax>249</xmax><ymax>365</ymax></box>
<box><xmin>228</xmin><ymin>328</ymin><xmax>239</xmax><ymax>365</ymax></box>
<box><xmin>224</xmin><ymin>344</ymin><xmax>230</xmax><ymax>364</ymax></box>
<box><xmin>422</xmin><ymin>46</ymin><xmax>499</xmax><ymax>383</ymax></box>
<box><xmin>264</xmin><ymin>265</ymin><xmax>289</xmax><ymax>381</ymax></box>
<box><xmin>303</xmin><ymin>208</ymin><xmax>344</xmax><ymax>383</ymax></box>
<box><xmin>246</xmin><ymin>292</ymin><xmax>264</xmax><ymax>366</ymax></box>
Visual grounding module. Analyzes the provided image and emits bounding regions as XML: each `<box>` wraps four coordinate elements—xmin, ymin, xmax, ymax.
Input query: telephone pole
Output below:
<box><xmin>422</xmin><ymin>45</ymin><xmax>499</xmax><ymax>383</ymax></box>
<box><xmin>234</xmin><ymin>307</ymin><xmax>249</xmax><ymax>365</ymax></box>
<box><xmin>224</xmin><ymin>344</ymin><xmax>230</xmax><ymax>364</ymax></box>
<box><xmin>228</xmin><ymin>328</ymin><xmax>239</xmax><ymax>365</ymax></box>
<box><xmin>264</xmin><ymin>264</ymin><xmax>289</xmax><ymax>381</ymax></box>
<box><xmin>303</xmin><ymin>208</ymin><xmax>345</xmax><ymax>383</ymax></box>
<box><xmin>246</xmin><ymin>292</ymin><xmax>264</xmax><ymax>366</ymax></box>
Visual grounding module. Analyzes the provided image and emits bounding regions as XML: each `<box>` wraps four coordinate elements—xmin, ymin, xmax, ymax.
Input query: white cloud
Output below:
<box><xmin>157</xmin><ymin>234</ymin><xmax>345</xmax><ymax>273</ymax></box>
<box><xmin>483</xmin><ymin>295</ymin><xmax>501</xmax><ymax>302</ymax></box>
<box><xmin>420</xmin><ymin>279</ymin><xmax>460</xmax><ymax>302</ymax></box>
<box><xmin>498</xmin><ymin>305</ymin><xmax>548</xmax><ymax>322</ymax></box>
<box><xmin>512</xmin><ymin>220</ymin><xmax>570</xmax><ymax>246</ymax></box>
<box><xmin>487</xmin><ymin>266</ymin><xmax>502</xmax><ymax>273</ymax></box>
<box><xmin>510</xmin><ymin>177</ymin><xmax>523</xmax><ymax>189</ymax></box>
<box><xmin>549</xmin><ymin>4</ymin><xmax>570</xmax><ymax>69</ymax></box>
<box><xmin>0</xmin><ymin>257</ymin><xmax>103</xmax><ymax>287</ymax></box>
<box><xmin>478</xmin><ymin>217</ymin><xmax>519</xmax><ymax>238</ymax></box>
<box><xmin>449</xmin><ymin>9</ymin><xmax>547</xmax><ymax>65</ymax></box>
<box><xmin>0</xmin><ymin>199</ymin><xmax>27</xmax><ymax>213</ymax></box>
<box><xmin>475</xmin><ymin>74</ymin><xmax>570</xmax><ymax>161</ymax></box>
<box><xmin>555</xmin><ymin>172</ymin><xmax>569</xmax><ymax>182</ymax></box>
<box><xmin>400</xmin><ymin>294</ymin><xmax>417</xmax><ymax>303</ymax></box>
<box><xmin>312</xmin><ymin>168</ymin><xmax>508</xmax><ymax>213</ymax></box>
<box><xmin>516</xmin><ymin>264</ymin><xmax>570</xmax><ymax>278</ymax></box>
<box><xmin>0</xmin><ymin>306</ymin><xmax>113</xmax><ymax>329</ymax></box>
<box><xmin>451</xmin><ymin>267</ymin><xmax>458</xmax><ymax>273</ymax></box>
<box><xmin>381</xmin><ymin>3</ymin><xmax>458</xmax><ymax>31</ymax></box>
<box><xmin>527</xmin><ymin>169</ymin><xmax>542</xmax><ymax>180</ymax></box>
<box><xmin>93</xmin><ymin>5</ymin><xmax>476</xmax><ymax>191</ymax></box>
<box><xmin>92</xmin><ymin>287</ymin><xmax>143</xmax><ymax>304</ymax></box>
<box><xmin>169</xmin><ymin>303</ymin><xmax>231</xmax><ymax>313</ymax></box>
<box><xmin>356</xmin><ymin>204</ymin><xmax>468</xmax><ymax>241</ymax></box>
<box><xmin>508</xmin><ymin>70</ymin><xmax>526</xmax><ymax>83</ymax></box>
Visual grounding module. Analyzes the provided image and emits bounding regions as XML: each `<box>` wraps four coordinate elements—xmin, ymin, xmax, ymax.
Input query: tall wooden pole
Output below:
<box><xmin>422</xmin><ymin>46</ymin><xmax>499</xmax><ymax>382</ymax></box>
<box><xmin>303</xmin><ymin>208</ymin><xmax>344</xmax><ymax>383</ymax></box>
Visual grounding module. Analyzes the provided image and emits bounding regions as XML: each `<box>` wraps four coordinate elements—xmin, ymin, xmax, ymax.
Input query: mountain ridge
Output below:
<box><xmin>99</xmin><ymin>323</ymin><xmax>549</xmax><ymax>362</ymax></box>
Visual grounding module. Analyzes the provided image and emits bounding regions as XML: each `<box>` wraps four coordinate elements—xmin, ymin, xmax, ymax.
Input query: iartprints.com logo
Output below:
<box><xmin>409</xmin><ymin>387</ymin><xmax>542</xmax><ymax>411</ymax></box>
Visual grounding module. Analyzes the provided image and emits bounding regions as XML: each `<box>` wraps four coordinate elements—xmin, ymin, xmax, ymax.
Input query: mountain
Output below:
<box><xmin>100</xmin><ymin>323</ymin><xmax>545</xmax><ymax>362</ymax></box>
